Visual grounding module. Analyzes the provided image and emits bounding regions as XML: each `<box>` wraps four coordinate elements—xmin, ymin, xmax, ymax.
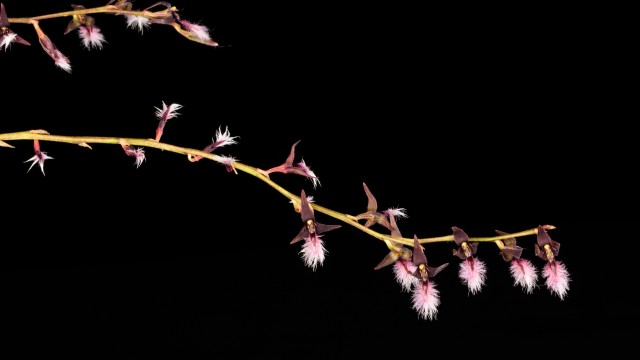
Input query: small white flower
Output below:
<box><xmin>25</xmin><ymin>152</ymin><xmax>54</xmax><ymax>176</ymax></box>
<box><xmin>297</xmin><ymin>159</ymin><xmax>320</xmax><ymax>189</ymax></box>
<box><xmin>213</xmin><ymin>126</ymin><xmax>239</xmax><ymax>148</ymax></box>
<box><xmin>1</xmin><ymin>32</ymin><xmax>17</xmax><ymax>51</ymax></box>
<box><xmin>54</xmin><ymin>51</ymin><xmax>72</xmax><ymax>73</ymax></box>
<box><xmin>125</xmin><ymin>15</ymin><xmax>150</xmax><ymax>33</ymax></box>
<box><xmin>155</xmin><ymin>101</ymin><xmax>183</xmax><ymax>121</ymax></box>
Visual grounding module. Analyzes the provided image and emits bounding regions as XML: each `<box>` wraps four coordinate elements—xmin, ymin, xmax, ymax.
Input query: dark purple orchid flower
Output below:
<box><xmin>411</xmin><ymin>235</ymin><xmax>448</xmax><ymax>282</ymax></box>
<box><xmin>495</xmin><ymin>230</ymin><xmax>524</xmax><ymax>262</ymax></box>
<box><xmin>451</xmin><ymin>226</ymin><xmax>478</xmax><ymax>259</ymax></box>
<box><xmin>290</xmin><ymin>190</ymin><xmax>341</xmax><ymax>245</ymax></box>
<box><xmin>534</xmin><ymin>225</ymin><xmax>561</xmax><ymax>262</ymax></box>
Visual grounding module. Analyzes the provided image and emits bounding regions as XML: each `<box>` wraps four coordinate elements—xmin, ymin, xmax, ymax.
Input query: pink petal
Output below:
<box><xmin>411</xmin><ymin>281</ymin><xmax>440</xmax><ymax>320</ymax></box>
<box><xmin>124</xmin><ymin>147</ymin><xmax>146</xmax><ymax>168</ymax></box>
<box><xmin>180</xmin><ymin>20</ymin><xmax>211</xmax><ymax>41</ymax></box>
<box><xmin>78</xmin><ymin>26</ymin><xmax>105</xmax><ymax>50</ymax></box>
<box><xmin>1</xmin><ymin>33</ymin><xmax>16</xmax><ymax>50</ymax></box>
<box><xmin>54</xmin><ymin>51</ymin><xmax>72</xmax><ymax>73</ymax></box>
<box><xmin>383</xmin><ymin>208</ymin><xmax>408</xmax><ymax>218</ymax></box>
<box><xmin>297</xmin><ymin>159</ymin><xmax>320</xmax><ymax>188</ymax></box>
<box><xmin>213</xmin><ymin>126</ymin><xmax>238</xmax><ymax>148</ymax></box>
<box><xmin>125</xmin><ymin>15</ymin><xmax>150</xmax><ymax>33</ymax></box>
<box><xmin>509</xmin><ymin>258</ymin><xmax>538</xmax><ymax>294</ymax></box>
<box><xmin>299</xmin><ymin>234</ymin><xmax>326</xmax><ymax>271</ymax></box>
<box><xmin>393</xmin><ymin>259</ymin><xmax>418</xmax><ymax>292</ymax></box>
<box><xmin>458</xmin><ymin>257</ymin><xmax>487</xmax><ymax>295</ymax></box>
<box><xmin>542</xmin><ymin>260</ymin><xmax>570</xmax><ymax>300</ymax></box>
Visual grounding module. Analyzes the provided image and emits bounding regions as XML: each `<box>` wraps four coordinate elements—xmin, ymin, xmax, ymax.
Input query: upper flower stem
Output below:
<box><xmin>0</xmin><ymin>130</ymin><xmax>555</xmax><ymax>247</ymax></box>
<box><xmin>8</xmin><ymin>6</ymin><xmax>167</xmax><ymax>24</ymax></box>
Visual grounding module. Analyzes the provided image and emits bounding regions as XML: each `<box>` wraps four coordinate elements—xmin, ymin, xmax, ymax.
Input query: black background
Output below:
<box><xmin>0</xmin><ymin>1</ymin><xmax>630</xmax><ymax>358</ymax></box>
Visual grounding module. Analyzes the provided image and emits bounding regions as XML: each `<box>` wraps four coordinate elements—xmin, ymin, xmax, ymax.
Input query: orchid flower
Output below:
<box><xmin>290</xmin><ymin>190</ymin><xmax>341</xmax><ymax>270</ymax></box>
<box><xmin>496</xmin><ymin>230</ymin><xmax>538</xmax><ymax>294</ymax></box>
<box><xmin>411</xmin><ymin>235</ymin><xmax>448</xmax><ymax>320</ymax></box>
<box><xmin>452</xmin><ymin>226</ymin><xmax>487</xmax><ymax>295</ymax></box>
<box><xmin>535</xmin><ymin>226</ymin><xmax>570</xmax><ymax>299</ymax></box>
<box><xmin>24</xmin><ymin>139</ymin><xmax>53</xmax><ymax>176</ymax></box>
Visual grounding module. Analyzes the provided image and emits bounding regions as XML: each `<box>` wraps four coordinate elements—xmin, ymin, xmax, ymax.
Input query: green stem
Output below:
<box><xmin>0</xmin><ymin>130</ymin><xmax>555</xmax><ymax>247</ymax></box>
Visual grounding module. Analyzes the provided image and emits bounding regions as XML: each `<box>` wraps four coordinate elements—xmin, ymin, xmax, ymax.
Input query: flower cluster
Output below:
<box><xmin>0</xmin><ymin>1</ymin><xmax>572</xmax><ymax>321</ymax></box>
<box><xmin>0</xmin><ymin>1</ymin><xmax>218</xmax><ymax>73</ymax></box>
<box><xmin>4</xmin><ymin>100</ymin><xmax>571</xmax><ymax>320</ymax></box>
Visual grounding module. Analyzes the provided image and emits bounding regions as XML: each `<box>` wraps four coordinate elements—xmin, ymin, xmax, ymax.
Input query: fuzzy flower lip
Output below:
<box><xmin>510</xmin><ymin>258</ymin><xmax>538</xmax><ymax>294</ymax></box>
<box><xmin>412</xmin><ymin>280</ymin><xmax>440</xmax><ymax>321</ymax></box>
<box><xmin>24</xmin><ymin>140</ymin><xmax>53</xmax><ymax>176</ymax></box>
<box><xmin>126</xmin><ymin>15</ymin><xmax>151</xmax><ymax>33</ymax></box>
<box><xmin>393</xmin><ymin>260</ymin><xmax>418</xmax><ymax>292</ymax></box>
<box><xmin>0</xmin><ymin>4</ymin><xmax>31</xmax><ymax>50</ymax></box>
<box><xmin>543</xmin><ymin>260</ymin><xmax>570</xmax><ymax>299</ymax></box>
<box><xmin>260</xmin><ymin>141</ymin><xmax>321</xmax><ymax>189</ymax></box>
<box><xmin>299</xmin><ymin>234</ymin><xmax>327</xmax><ymax>271</ymax></box>
<box><xmin>458</xmin><ymin>257</ymin><xmax>487</xmax><ymax>295</ymax></box>
<box><xmin>78</xmin><ymin>26</ymin><xmax>106</xmax><ymax>50</ymax></box>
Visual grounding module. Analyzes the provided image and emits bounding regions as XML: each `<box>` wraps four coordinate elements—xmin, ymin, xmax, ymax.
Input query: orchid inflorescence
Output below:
<box><xmin>0</xmin><ymin>2</ymin><xmax>571</xmax><ymax>321</ymax></box>
<box><xmin>0</xmin><ymin>1</ymin><xmax>218</xmax><ymax>73</ymax></box>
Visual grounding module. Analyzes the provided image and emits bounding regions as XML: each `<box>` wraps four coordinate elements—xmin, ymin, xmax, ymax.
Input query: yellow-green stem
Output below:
<box><xmin>8</xmin><ymin>6</ymin><xmax>166</xmax><ymax>24</ymax></box>
<box><xmin>0</xmin><ymin>130</ymin><xmax>555</xmax><ymax>247</ymax></box>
